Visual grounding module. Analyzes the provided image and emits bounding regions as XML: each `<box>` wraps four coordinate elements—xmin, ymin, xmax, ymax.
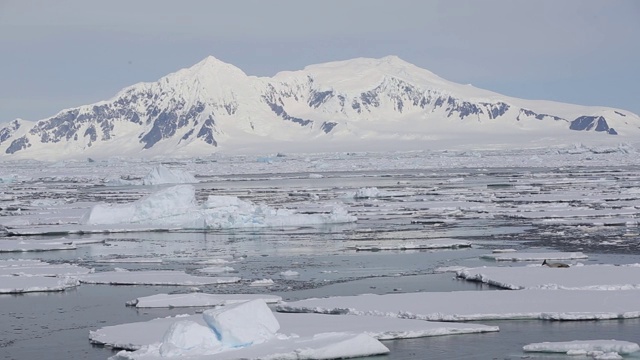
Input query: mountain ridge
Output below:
<box><xmin>1</xmin><ymin>55</ymin><xmax>638</xmax><ymax>160</ymax></box>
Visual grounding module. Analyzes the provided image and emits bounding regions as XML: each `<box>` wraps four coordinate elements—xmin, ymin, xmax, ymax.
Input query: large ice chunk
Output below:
<box><xmin>159</xmin><ymin>320</ymin><xmax>221</xmax><ymax>357</ymax></box>
<box><xmin>81</xmin><ymin>185</ymin><xmax>356</xmax><ymax>230</ymax></box>
<box><xmin>82</xmin><ymin>185</ymin><xmax>197</xmax><ymax>226</ymax></box>
<box><xmin>202</xmin><ymin>299</ymin><xmax>280</xmax><ymax>348</ymax></box>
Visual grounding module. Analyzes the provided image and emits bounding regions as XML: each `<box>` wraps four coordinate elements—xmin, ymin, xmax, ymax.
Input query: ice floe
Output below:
<box><xmin>0</xmin><ymin>239</ymin><xmax>77</xmax><ymax>252</ymax></box>
<box><xmin>0</xmin><ymin>263</ymin><xmax>91</xmax><ymax>277</ymax></box>
<box><xmin>0</xmin><ymin>259</ymin><xmax>89</xmax><ymax>293</ymax></box>
<box><xmin>457</xmin><ymin>264</ymin><xmax>640</xmax><ymax>290</ymax></box>
<box><xmin>249</xmin><ymin>279</ymin><xmax>274</xmax><ymax>287</ymax></box>
<box><xmin>0</xmin><ymin>276</ymin><xmax>79</xmax><ymax>294</ymax></box>
<box><xmin>81</xmin><ymin>185</ymin><xmax>356</xmax><ymax>231</ymax></box>
<box><xmin>79</xmin><ymin>270</ymin><xmax>241</xmax><ymax>286</ymax></box>
<box><xmin>349</xmin><ymin>238</ymin><xmax>472</xmax><ymax>251</ymax></box>
<box><xmin>480</xmin><ymin>251</ymin><xmax>588</xmax><ymax>262</ymax></box>
<box><xmin>91</xmin><ymin>308</ymin><xmax>497</xmax><ymax>352</ymax></box>
<box><xmin>277</xmin><ymin>289</ymin><xmax>640</xmax><ymax>321</ymax></box>
<box><xmin>107</xmin><ymin>299</ymin><xmax>393</xmax><ymax>359</ymax></box>
<box><xmin>523</xmin><ymin>340</ymin><xmax>640</xmax><ymax>358</ymax></box>
<box><xmin>127</xmin><ymin>293</ymin><xmax>282</xmax><ymax>308</ymax></box>
<box><xmin>197</xmin><ymin>266</ymin><xmax>235</xmax><ymax>274</ymax></box>
<box><xmin>96</xmin><ymin>257</ymin><xmax>164</xmax><ymax>264</ymax></box>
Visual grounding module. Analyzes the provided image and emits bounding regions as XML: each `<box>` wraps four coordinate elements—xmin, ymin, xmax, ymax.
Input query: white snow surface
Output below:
<box><xmin>81</xmin><ymin>185</ymin><xmax>356</xmax><ymax>230</ymax></box>
<box><xmin>277</xmin><ymin>289</ymin><xmax>640</xmax><ymax>321</ymax></box>
<box><xmin>79</xmin><ymin>270</ymin><xmax>240</xmax><ymax>286</ymax></box>
<box><xmin>128</xmin><ymin>293</ymin><xmax>282</xmax><ymax>308</ymax></box>
<box><xmin>480</xmin><ymin>251</ymin><xmax>588</xmax><ymax>262</ymax></box>
<box><xmin>457</xmin><ymin>264</ymin><xmax>640</xmax><ymax>290</ymax></box>
<box><xmin>523</xmin><ymin>340</ymin><xmax>640</xmax><ymax>355</ymax></box>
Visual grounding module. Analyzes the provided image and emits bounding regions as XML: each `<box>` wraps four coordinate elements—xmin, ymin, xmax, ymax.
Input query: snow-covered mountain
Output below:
<box><xmin>2</xmin><ymin>55</ymin><xmax>639</xmax><ymax>159</ymax></box>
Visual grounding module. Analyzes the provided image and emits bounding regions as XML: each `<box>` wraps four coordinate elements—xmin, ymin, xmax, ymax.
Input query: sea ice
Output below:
<box><xmin>79</xmin><ymin>270</ymin><xmax>241</xmax><ymax>286</ymax></box>
<box><xmin>127</xmin><ymin>293</ymin><xmax>282</xmax><ymax>308</ymax></box>
<box><xmin>250</xmin><ymin>279</ymin><xmax>274</xmax><ymax>287</ymax></box>
<box><xmin>457</xmin><ymin>264</ymin><xmax>640</xmax><ymax>290</ymax></box>
<box><xmin>0</xmin><ymin>276</ymin><xmax>79</xmax><ymax>294</ymax></box>
<box><xmin>350</xmin><ymin>238</ymin><xmax>471</xmax><ymax>251</ymax></box>
<box><xmin>480</xmin><ymin>251</ymin><xmax>588</xmax><ymax>262</ymax></box>
<box><xmin>197</xmin><ymin>266</ymin><xmax>235</xmax><ymax>274</ymax></box>
<box><xmin>0</xmin><ymin>263</ymin><xmax>92</xmax><ymax>277</ymax></box>
<box><xmin>0</xmin><ymin>239</ymin><xmax>77</xmax><ymax>252</ymax></box>
<box><xmin>277</xmin><ymin>289</ymin><xmax>640</xmax><ymax>321</ymax></box>
<box><xmin>523</xmin><ymin>340</ymin><xmax>640</xmax><ymax>356</ymax></box>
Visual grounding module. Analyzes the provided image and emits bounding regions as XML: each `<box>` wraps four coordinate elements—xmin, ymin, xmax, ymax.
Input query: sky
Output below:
<box><xmin>0</xmin><ymin>0</ymin><xmax>638</xmax><ymax>123</ymax></box>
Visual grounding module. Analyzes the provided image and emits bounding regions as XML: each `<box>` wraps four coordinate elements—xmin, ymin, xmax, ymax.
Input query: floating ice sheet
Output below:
<box><xmin>349</xmin><ymin>238</ymin><xmax>471</xmax><ymax>251</ymax></box>
<box><xmin>91</xmin><ymin>311</ymin><xmax>498</xmax><ymax>351</ymax></box>
<box><xmin>523</xmin><ymin>340</ymin><xmax>640</xmax><ymax>355</ymax></box>
<box><xmin>127</xmin><ymin>293</ymin><xmax>283</xmax><ymax>308</ymax></box>
<box><xmin>0</xmin><ymin>263</ymin><xmax>91</xmax><ymax>277</ymax></box>
<box><xmin>277</xmin><ymin>289</ymin><xmax>640</xmax><ymax>321</ymax></box>
<box><xmin>79</xmin><ymin>270</ymin><xmax>241</xmax><ymax>286</ymax></box>
<box><xmin>480</xmin><ymin>251</ymin><xmax>588</xmax><ymax>262</ymax></box>
<box><xmin>457</xmin><ymin>264</ymin><xmax>640</xmax><ymax>290</ymax></box>
<box><xmin>0</xmin><ymin>240</ymin><xmax>76</xmax><ymax>252</ymax></box>
<box><xmin>0</xmin><ymin>276</ymin><xmax>79</xmax><ymax>294</ymax></box>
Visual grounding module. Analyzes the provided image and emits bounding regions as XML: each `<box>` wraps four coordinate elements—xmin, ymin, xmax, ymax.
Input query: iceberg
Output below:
<box><xmin>81</xmin><ymin>185</ymin><xmax>357</xmax><ymax>230</ymax></box>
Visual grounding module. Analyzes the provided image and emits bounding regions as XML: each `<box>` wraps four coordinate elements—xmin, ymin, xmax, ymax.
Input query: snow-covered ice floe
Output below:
<box><xmin>126</xmin><ymin>293</ymin><xmax>282</xmax><ymax>308</ymax></box>
<box><xmin>457</xmin><ymin>264</ymin><xmax>640</xmax><ymax>290</ymax></box>
<box><xmin>480</xmin><ymin>251</ymin><xmax>588</xmax><ymax>262</ymax></box>
<box><xmin>105</xmin><ymin>299</ymin><xmax>395</xmax><ymax>359</ymax></box>
<box><xmin>523</xmin><ymin>340</ymin><xmax>640</xmax><ymax>358</ymax></box>
<box><xmin>0</xmin><ymin>262</ymin><xmax>91</xmax><ymax>277</ymax></box>
<box><xmin>0</xmin><ymin>259</ymin><xmax>89</xmax><ymax>293</ymax></box>
<box><xmin>91</xmin><ymin>305</ymin><xmax>497</xmax><ymax>352</ymax></box>
<box><xmin>79</xmin><ymin>270</ymin><xmax>241</xmax><ymax>286</ymax></box>
<box><xmin>0</xmin><ymin>276</ymin><xmax>79</xmax><ymax>294</ymax></box>
<box><xmin>0</xmin><ymin>239</ymin><xmax>77</xmax><ymax>252</ymax></box>
<box><xmin>277</xmin><ymin>289</ymin><xmax>640</xmax><ymax>321</ymax></box>
<box><xmin>96</xmin><ymin>257</ymin><xmax>164</xmax><ymax>264</ymax></box>
<box><xmin>81</xmin><ymin>185</ymin><xmax>356</xmax><ymax>231</ymax></box>
<box><xmin>349</xmin><ymin>238</ymin><xmax>471</xmax><ymax>251</ymax></box>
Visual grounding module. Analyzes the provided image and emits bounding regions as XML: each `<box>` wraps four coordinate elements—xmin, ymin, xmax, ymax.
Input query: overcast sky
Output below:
<box><xmin>0</xmin><ymin>0</ymin><xmax>638</xmax><ymax>122</ymax></box>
